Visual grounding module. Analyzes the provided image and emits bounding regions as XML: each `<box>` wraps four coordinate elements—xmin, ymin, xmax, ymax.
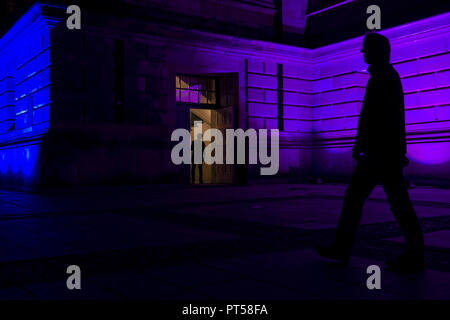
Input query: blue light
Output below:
<box><xmin>0</xmin><ymin>3</ymin><xmax>63</xmax><ymax>188</ymax></box>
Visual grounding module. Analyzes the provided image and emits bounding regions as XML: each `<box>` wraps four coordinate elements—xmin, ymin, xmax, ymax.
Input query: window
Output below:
<box><xmin>0</xmin><ymin>75</ymin><xmax>15</xmax><ymax>133</ymax></box>
<box><xmin>27</xmin><ymin>95</ymin><xmax>33</xmax><ymax>126</ymax></box>
<box><xmin>176</xmin><ymin>75</ymin><xmax>216</xmax><ymax>105</ymax></box>
<box><xmin>114</xmin><ymin>39</ymin><xmax>125</xmax><ymax>124</ymax></box>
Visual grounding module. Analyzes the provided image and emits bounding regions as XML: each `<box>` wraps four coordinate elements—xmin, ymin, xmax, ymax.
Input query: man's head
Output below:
<box><xmin>361</xmin><ymin>33</ymin><xmax>391</xmax><ymax>65</ymax></box>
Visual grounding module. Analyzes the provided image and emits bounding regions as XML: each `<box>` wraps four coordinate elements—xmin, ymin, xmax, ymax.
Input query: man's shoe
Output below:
<box><xmin>316</xmin><ymin>244</ymin><xmax>350</xmax><ymax>264</ymax></box>
<box><xmin>386</xmin><ymin>251</ymin><xmax>425</xmax><ymax>272</ymax></box>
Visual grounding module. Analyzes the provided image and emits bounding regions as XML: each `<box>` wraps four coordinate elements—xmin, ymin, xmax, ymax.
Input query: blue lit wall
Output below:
<box><xmin>0</xmin><ymin>3</ymin><xmax>60</xmax><ymax>189</ymax></box>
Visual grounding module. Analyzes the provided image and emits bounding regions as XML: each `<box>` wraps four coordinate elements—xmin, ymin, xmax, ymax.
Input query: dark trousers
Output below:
<box><xmin>191</xmin><ymin>164</ymin><xmax>203</xmax><ymax>184</ymax></box>
<box><xmin>335</xmin><ymin>156</ymin><xmax>424</xmax><ymax>255</ymax></box>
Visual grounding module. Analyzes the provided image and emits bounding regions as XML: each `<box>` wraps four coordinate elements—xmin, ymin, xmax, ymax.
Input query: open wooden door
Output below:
<box><xmin>211</xmin><ymin>106</ymin><xmax>233</xmax><ymax>184</ymax></box>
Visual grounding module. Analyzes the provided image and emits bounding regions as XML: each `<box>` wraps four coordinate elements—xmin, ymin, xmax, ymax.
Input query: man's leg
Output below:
<box><xmin>334</xmin><ymin>158</ymin><xmax>379</xmax><ymax>255</ymax></box>
<box><xmin>318</xmin><ymin>157</ymin><xmax>378</xmax><ymax>262</ymax></box>
<box><xmin>381</xmin><ymin>164</ymin><xmax>424</xmax><ymax>267</ymax></box>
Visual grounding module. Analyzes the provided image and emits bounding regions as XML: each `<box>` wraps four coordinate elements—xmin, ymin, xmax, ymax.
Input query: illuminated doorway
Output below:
<box><xmin>189</xmin><ymin>107</ymin><xmax>233</xmax><ymax>184</ymax></box>
<box><xmin>175</xmin><ymin>74</ymin><xmax>235</xmax><ymax>184</ymax></box>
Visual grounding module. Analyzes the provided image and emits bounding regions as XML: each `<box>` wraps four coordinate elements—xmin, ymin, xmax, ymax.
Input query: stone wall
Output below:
<box><xmin>1</xmin><ymin>3</ymin><xmax>449</xmax><ymax>189</ymax></box>
<box><xmin>0</xmin><ymin>4</ymin><xmax>58</xmax><ymax>189</ymax></box>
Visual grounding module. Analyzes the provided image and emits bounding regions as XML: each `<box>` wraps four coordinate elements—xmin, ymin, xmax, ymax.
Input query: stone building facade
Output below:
<box><xmin>0</xmin><ymin>1</ymin><xmax>449</xmax><ymax>189</ymax></box>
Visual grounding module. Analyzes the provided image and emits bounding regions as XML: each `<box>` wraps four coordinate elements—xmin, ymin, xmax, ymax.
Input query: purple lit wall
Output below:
<box><xmin>62</xmin><ymin>9</ymin><xmax>449</xmax><ymax>185</ymax></box>
<box><xmin>309</xmin><ymin>13</ymin><xmax>450</xmax><ymax>183</ymax></box>
<box><xmin>1</xmin><ymin>4</ymin><xmax>448</xmax><ymax>189</ymax></box>
<box><xmin>195</xmin><ymin>12</ymin><xmax>449</xmax><ymax>183</ymax></box>
<box><xmin>246</xmin><ymin>57</ymin><xmax>314</xmax><ymax>176</ymax></box>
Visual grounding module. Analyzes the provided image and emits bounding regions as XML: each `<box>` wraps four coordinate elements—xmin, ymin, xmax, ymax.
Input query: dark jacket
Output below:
<box><xmin>353</xmin><ymin>64</ymin><xmax>407</xmax><ymax>160</ymax></box>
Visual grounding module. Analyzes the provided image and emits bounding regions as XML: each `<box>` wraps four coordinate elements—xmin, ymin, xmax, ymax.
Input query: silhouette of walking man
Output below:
<box><xmin>317</xmin><ymin>33</ymin><xmax>425</xmax><ymax>272</ymax></box>
<box><xmin>191</xmin><ymin>133</ymin><xmax>205</xmax><ymax>184</ymax></box>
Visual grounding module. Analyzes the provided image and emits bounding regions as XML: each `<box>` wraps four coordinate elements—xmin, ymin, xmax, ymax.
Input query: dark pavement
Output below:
<box><xmin>0</xmin><ymin>183</ymin><xmax>450</xmax><ymax>299</ymax></box>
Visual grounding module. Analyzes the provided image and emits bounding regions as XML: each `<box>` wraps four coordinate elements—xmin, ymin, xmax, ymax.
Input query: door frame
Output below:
<box><xmin>174</xmin><ymin>73</ymin><xmax>245</xmax><ymax>185</ymax></box>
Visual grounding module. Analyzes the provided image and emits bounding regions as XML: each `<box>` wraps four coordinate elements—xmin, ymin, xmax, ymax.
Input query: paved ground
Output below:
<box><xmin>0</xmin><ymin>183</ymin><xmax>450</xmax><ymax>300</ymax></box>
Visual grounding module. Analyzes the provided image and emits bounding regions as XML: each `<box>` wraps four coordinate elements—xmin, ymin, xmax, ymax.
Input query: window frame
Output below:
<box><xmin>175</xmin><ymin>74</ymin><xmax>219</xmax><ymax>108</ymax></box>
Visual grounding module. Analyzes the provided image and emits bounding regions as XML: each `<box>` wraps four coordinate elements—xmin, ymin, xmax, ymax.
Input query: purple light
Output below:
<box><xmin>408</xmin><ymin>142</ymin><xmax>450</xmax><ymax>165</ymax></box>
<box><xmin>302</xmin><ymin>12</ymin><xmax>450</xmax><ymax>175</ymax></box>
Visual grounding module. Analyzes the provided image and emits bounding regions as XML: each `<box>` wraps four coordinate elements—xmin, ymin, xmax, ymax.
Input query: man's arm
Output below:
<box><xmin>353</xmin><ymin>104</ymin><xmax>367</xmax><ymax>160</ymax></box>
